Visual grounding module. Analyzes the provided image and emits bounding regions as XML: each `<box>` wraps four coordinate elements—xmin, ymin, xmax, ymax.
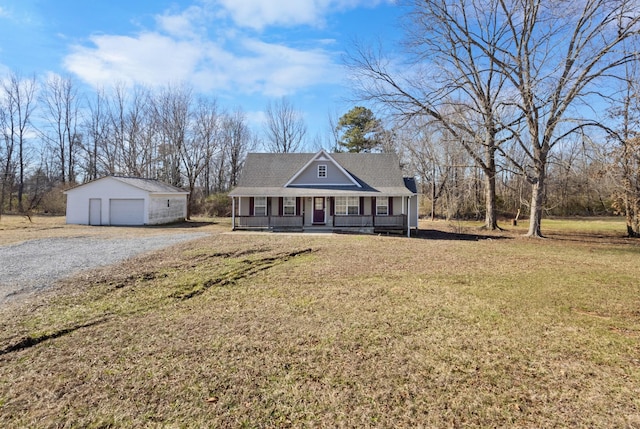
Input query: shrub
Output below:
<box><xmin>204</xmin><ymin>193</ymin><xmax>232</xmax><ymax>217</ymax></box>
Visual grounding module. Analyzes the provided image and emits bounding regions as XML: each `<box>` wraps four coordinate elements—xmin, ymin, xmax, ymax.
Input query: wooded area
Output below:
<box><xmin>1</xmin><ymin>0</ymin><xmax>639</xmax><ymax>236</ymax></box>
<box><xmin>0</xmin><ymin>79</ymin><xmax>254</xmax><ymax>219</ymax></box>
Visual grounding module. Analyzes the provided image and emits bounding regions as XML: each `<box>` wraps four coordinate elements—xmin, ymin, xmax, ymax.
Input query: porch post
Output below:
<box><xmin>406</xmin><ymin>196</ymin><xmax>410</xmax><ymax>238</ymax></box>
<box><xmin>232</xmin><ymin>197</ymin><xmax>236</xmax><ymax>230</ymax></box>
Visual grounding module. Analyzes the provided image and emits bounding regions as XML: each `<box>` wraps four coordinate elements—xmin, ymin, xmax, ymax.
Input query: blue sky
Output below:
<box><xmin>0</xmin><ymin>0</ymin><xmax>403</xmax><ymax>147</ymax></box>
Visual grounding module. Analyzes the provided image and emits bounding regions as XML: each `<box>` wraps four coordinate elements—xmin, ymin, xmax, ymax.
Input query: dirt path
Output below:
<box><xmin>0</xmin><ymin>233</ymin><xmax>209</xmax><ymax>305</ymax></box>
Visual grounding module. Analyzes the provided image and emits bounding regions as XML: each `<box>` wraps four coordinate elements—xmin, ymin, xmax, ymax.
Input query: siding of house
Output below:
<box><xmin>289</xmin><ymin>160</ymin><xmax>356</xmax><ymax>186</ymax></box>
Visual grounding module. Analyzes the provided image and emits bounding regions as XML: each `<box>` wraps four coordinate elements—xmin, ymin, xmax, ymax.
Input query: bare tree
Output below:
<box><xmin>349</xmin><ymin>0</ymin><xmax>640</xmax><ymax>235</ymax></box>
<box><xmin>39</xmin><ymin>74</ymin><xmax>82</xmax><ymax>184</ymax></box>
<box><xmin>263</xmin><ymin>97</ymin><xmax>307</xmax><ymax>153</ymax></box>
<box><xmin>487</xmin><ymin>0</ymin><xmax>640</xmax><ymax>237</ymax></box>
<box><xmin>403</xmin><ymin>117</ymin><xmax>459</xmax><ymax>220</ymax></box>
<box><xmin>104</xmin><ymin>83</ymin><xmax>153</xmax><ymax>177</ymax></box>
<box><xmin>181</xmin><ymin>97</ymin><xmax>220</xmax><ymax>218</ymax></box>
<box><xmin>347</xmin><ymin>0</ymin><xmax>514</xmax><ymax>230</ymax></box>
<box><xmin>0</xmin><ymin>96</ymin><xmax>16</xmax><ymax>219</ymax></box>
<box><xmin>607</xmin><ymin>51</ymin><xmax>640</xmax><ymax>237</ymax></box>
<box><xmin>151</xmin><ymin>84</ymin><xmax>192</xmax><ymax>186</ymax></box>
<box><xmin>223</xmin><ymin>108</ymin><xmax>255</xmax><ymax>189</ymax></box>
<box><xmin>1</xmin><ymin>73</ymin><xmax>37</xmax><ymax>213</ymax></box>
<box><xmin>82</xmin><ymin>87</ymin><xmax>116</xmax><ymax>177</ymax></box>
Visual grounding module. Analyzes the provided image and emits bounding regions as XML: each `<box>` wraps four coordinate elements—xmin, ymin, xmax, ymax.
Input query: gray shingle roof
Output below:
<box><xmin>65</xmin><ymin>176</ymin><xmax>189</xmax><ymax>194</ymax></box>
<box><xmin>229</xmin><ymin>152</ymin><xmax>415</xmax><ymax>197</ymax></box>
<box><xmin>110</xmin><ymin>176</ymin><xmax>188</xmax><ymax>194</ymax></box>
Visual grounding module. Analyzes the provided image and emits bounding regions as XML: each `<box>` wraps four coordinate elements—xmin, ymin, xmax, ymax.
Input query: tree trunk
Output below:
<box><xmin>623</xmin><ymin>176</ymin><xmax>636</xmax><ymax>237</ymax></box>
<box><xmin>484</xmin><ymin>172</ymin><xmax>498</xmax><ymax>230</ymax></box>
<box><xmin>634</xmin><ymin>198</ymin><xmax>640</xmax><ymax>237</ymax></box>
<box><xmin>482</xmin><ymin>145</ymin><xmax>499</xmax><ymax>230</ymax></box>
<box><xmin>187</xmin><ymin>181</ymin><xmax>195</xmax><ymax>220</ymax></box>
<box><xmin>18</xmin><ymin>139</ymin><xmax>24</xmax><ymax>212</ymax></box>
<box><xmin>527</xmin><ymin>170</ymin><xmax>546</xmax><ymax>238</ymax></box>
<box><xmin>627</xmin><ymin>189</ymin><xmax>640</xmax><ymax>238</ymax></box>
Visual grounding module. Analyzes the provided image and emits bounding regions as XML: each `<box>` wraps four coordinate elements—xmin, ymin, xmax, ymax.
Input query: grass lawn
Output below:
<box><xmin>0</xmin><ymin>216</ymin><xmax>639</xmax><ymax>427</ymax></box>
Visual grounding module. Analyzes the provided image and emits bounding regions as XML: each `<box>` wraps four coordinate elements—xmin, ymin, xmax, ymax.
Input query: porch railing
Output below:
<box><xmin>234</xmin><ymin>214</ymin><xmax>406</xmax><ymax>231</ymax></box>
<box><xmin>234</xmin><ymin>215</ymin><xmax>269</xmax><ymax>229</ymax></box>
<box><xmin>270</xmin><ymin>216</ymin><xmax>304</xmax><ymax>229</ymax></box>
<box><xmin>333</xmin><ymin>214</ymin><xmax>407</xmax><ymax>229</ymax></box>
<box><xmin>373</xmin><ymin>215</ymin><xmax>407</xmax><ymax>229</ymax></box>
<box><xmin>333</xmin><ymin>215</ymin><xmax>374</xmax><ymax>228</ymax></box>
<box><xmin>234</xmin><ymin>215</ymin><xmax>303</xmax><ymax>229</ymax></box>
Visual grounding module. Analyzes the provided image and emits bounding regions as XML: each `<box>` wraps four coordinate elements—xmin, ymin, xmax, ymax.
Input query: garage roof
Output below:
<box><xmin>64</xmin><ymin>176</ymin><xmax>189</xmax><ymax>195</ymax></box>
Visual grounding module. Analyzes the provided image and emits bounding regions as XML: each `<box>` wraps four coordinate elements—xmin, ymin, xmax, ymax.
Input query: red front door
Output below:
<box><xmin>313</xmin><ymin>197</ymin><xmax>325</xmax><ymax>224</ymax></box>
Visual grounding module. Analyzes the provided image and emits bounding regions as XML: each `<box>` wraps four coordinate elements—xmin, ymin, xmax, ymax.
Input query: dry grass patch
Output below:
<box><xmin>0</xmin><ymin>228</ymin><xmax>639</xmax><ymax>427</ymax></box>
<box><xmin>0</xmin><ymin>214</ymin><xmax>228</xmax><ymax>246</ymax></box>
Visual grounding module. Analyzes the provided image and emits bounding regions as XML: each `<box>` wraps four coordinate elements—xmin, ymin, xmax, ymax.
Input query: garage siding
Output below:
<box><xmin>148</xmin><ymin>196</ymin><xmax>187</xmax><ymax>225</ymax></box>
<box><xmin>65</xmin><ymin>177</ymin><xmax>188</xmax><ymax>225</ymax></box>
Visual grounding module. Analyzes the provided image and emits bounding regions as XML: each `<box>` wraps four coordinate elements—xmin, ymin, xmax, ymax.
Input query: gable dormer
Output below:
<box><xmin>285</xmin><ymin>149</ymin><xmax>361</xmax><ymax>187</ymax></box>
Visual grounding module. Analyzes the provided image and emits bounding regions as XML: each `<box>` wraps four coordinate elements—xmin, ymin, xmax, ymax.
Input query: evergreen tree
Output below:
<box><xmin>335</xmin><ymin>106</ymin><xmax>381</xmax><ymax>153</ymax></box>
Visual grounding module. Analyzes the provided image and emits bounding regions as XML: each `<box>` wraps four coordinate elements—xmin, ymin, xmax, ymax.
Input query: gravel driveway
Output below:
<box><xmin>0</xmin><ymin>233</ymin><xmax>209</xmax><ymax>305</ymax></box>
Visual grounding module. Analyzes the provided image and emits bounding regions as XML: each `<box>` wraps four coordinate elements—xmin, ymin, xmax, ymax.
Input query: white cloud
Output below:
<box><xmin>155</xmin><ymin>5</ymin><xmax>209</xmax><ymax>39</ymax></box>
<box><xmin>234</xmin><ymin>39</ymin><xmax>340</xmax><ymax>96</ymax></box>
<box><xmin>65</xmin><ymin>32</ymin><xmax>340</xmax><ymax>95</ymax></box>
<box><xmin>64</xmin><ymin>3</ymin><xmax>343</xmax><ymax>96</ymax></box>
<box><xmin>214</xmin><ymin>0</ymin><xmax>388</xmax><ymax>30</ymax></box>
<box><xmin>244</xmin><ymin>109</ymin><xmax>268</xmax><ymax>130</ymax></box>
<box><xmin>64</xmin><ymin>33</ymin><xmax>202</xmax><ymax>87</ymax></box>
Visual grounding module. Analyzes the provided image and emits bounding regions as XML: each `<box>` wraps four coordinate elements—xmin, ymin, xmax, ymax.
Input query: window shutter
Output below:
<box><xmin>330</xmin><ymin>197</ymin><xmax>334</xmax><ymax>216</ymax></box>
<box><xmin>279</xmin><ymin>197</ymin><xmax>283</xmax><ymax>216</ymax></box>
<box><xmin>359</xmin><ymin>197</ymin><xmax>364</xmax><ymax>215</ymax></box>
<box><xmin>296</xmin><ymin>197</ymin><xmax>301</xmax><ymax>216</ymax></box>
<box><xmin>249</xmin><ymin>197</ymin><xmax>254</xmax><ymax>216</ymax></box>
<box><xmin>389</xmin><ymin>197</ymin><xmax>394</xmax><ymax>215</ymax></box>
<box><xmin>371</xmin><ymin>198</ymin><xmax>376</xmax><ymax>217</ymax></box>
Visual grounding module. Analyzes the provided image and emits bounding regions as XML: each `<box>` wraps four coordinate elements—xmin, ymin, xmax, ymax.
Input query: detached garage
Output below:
<box><xmin>64</xmin><ymin>176</ymin><xmax>189</xmax><ymax>226</ymax></box>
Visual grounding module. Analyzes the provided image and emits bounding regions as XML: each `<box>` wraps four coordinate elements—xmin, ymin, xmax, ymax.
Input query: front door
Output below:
<box><xmin>313</xmin><ymin>197</ymin><xmax>325</xmax><ymax>224</ymax></box>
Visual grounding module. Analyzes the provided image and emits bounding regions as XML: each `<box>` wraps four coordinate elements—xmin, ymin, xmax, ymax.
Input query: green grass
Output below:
<box><xmin>0</xmin><ymin>220</ymin><xmax>639</xmax><ymax>427</ymax></box>
<box><xmin>448</xmin><ymin>216</ymin><xmax>630</xmax><ymax>236</ymax></box>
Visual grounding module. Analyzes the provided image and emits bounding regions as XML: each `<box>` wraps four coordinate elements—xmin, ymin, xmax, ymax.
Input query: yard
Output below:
<box><xmin>0</xmin><ymin>216</ymin><xmax>639</xmax><ymax>427</ymax></box>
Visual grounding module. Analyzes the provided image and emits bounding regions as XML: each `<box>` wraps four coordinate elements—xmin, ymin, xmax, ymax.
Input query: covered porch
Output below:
<box><xmin>232</xmin><ymin>213</ymin><xmax>408</xmax><ymax>233</ymax></box>
<box><xmin>230</xmin><ymin>194</ymin><xmax>415</xmax><ymax>236</ymax></box>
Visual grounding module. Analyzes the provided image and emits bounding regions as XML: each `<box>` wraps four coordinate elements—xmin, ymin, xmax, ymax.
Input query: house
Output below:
<box><xmin>64</xmin><ymin>176</ymin><xmax>189</xmax><ymax>226</ymax></box>
<box><xmin>229</xmin><ymin>150</ymin><xmax>418</xmax><ymax>236</ymax></box>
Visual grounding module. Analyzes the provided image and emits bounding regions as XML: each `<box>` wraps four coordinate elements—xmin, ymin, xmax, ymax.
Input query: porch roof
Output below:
<box><xmin>228</xmin><ymin>186</ymin><xmax>413</xmax><ymax>197</ymax></box>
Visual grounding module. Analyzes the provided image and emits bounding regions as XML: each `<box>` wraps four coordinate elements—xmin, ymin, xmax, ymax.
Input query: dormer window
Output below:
<box><xmin>318</xmin><ymin>164</ymin><xmax>327</xmax><ymax>178</ymax></box>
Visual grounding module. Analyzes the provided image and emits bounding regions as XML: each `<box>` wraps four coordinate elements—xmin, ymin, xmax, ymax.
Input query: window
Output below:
<box><xmin>283</xmin><ymin>197</ymin><xmax>296</xmax><ymax>215</ymax></box>
<box><xmin>376</xmin><ymin>197</ymin><xmax>388</xmax><ymax>216</ymax></box>
<box><xmin>335</xmin><ymin>196</ymin><xmax>359</xmax><ymax>215</ymax></box>
<box><xmin>254</xmin><ymin>197</ymin><xmax>267</xmax><ymax>216</ymax></box>
<box><xmin>317</xmin><ymin>164</ymin><xmax>327</xmax><ymax>178</ymax></box>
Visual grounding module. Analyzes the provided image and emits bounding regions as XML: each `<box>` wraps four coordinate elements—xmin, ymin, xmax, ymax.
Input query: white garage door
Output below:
<box><xmin>110</xmin><ymin>199</ymin><xmax>145</xmax><ymax>225</ymax></box>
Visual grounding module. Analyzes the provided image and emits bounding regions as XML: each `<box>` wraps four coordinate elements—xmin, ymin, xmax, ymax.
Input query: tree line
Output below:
<box><xmin>346</xmin><ymin>0</ymin><xmax>640</xmax><ymax>237</ymax></box>
<box><xmin>2</xmin><ymin>0</ymin><xmax>640</xmax><ymax>237</ymax></box>
<box><xmin>1</xmin><ymin>77</ymin><xmax>255</xmax><ymax>219</ymax></box>
<box><xmin>333</xmin><ymin>106</ymin><xmax>627</xmax><ymax>229</ymax></box>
